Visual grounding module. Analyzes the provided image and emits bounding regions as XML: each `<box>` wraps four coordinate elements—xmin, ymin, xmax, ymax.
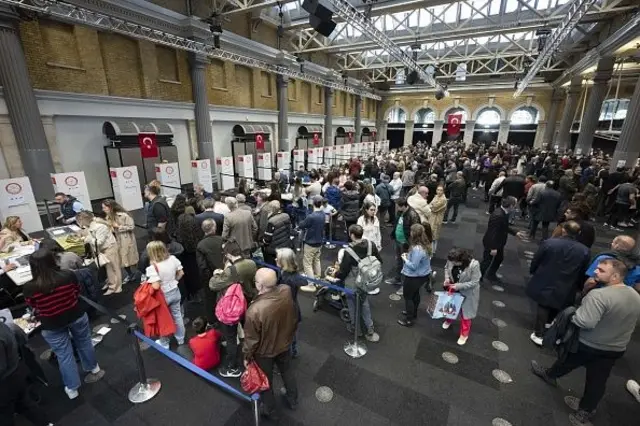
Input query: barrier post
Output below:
<box><xmin>325</xmin><ymin>216</ymin><xmax>336</xmax><ymax>249</ymax></box>
<box><xmin>343</xmin><ymin>290</ymin><xmax>367</xmax><ymax>358</ymax></box>
<box><xmin>127</xmin><ymin>324</ymin><xmax>162</xmax><ymax>403</ymax></box>
<box><xmin>252</xmin><ymin>394</ymin><xmax>261</xmax><ymax>426</ymax></box>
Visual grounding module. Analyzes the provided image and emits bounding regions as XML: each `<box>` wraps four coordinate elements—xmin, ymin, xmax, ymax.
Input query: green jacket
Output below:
<box><xmin>209</xmin><ymin>258</ymin><xmax>257</xmax><ymax>302</ymax></box>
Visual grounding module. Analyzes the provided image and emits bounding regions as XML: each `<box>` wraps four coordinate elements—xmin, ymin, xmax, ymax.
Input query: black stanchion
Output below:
<box><xmin>127</xmin><ymin>324</ymin><xmax>162</xmax><ymax>403</ymax></box>
<box><xmin>343</xmin><ymin>290</ymin><xmax>367</xmax><ymax>358</ymax></box>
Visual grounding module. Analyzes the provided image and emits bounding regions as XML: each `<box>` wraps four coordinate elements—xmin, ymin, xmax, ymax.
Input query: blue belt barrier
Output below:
<box><xmin>252</xmin><ymin>258</ymin><xmax>355</xmax><ymax>296</ymax></box>
<box><xmin>133</xmin><ymin>330</ymin><xmax>258</xmax><ymax>403</ymax></box>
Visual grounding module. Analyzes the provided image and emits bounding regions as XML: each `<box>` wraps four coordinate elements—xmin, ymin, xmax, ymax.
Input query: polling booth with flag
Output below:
<box><xmin>447</xmin><ymin>114</ymin><xmax>463</xmax><ymax>138</ymax></box>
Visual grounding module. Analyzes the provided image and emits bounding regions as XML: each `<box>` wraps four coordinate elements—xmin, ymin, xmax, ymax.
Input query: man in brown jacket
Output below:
<box><xmin>243</xmin><ymin>268</ymin><xmax>298</xmax><ymax>419</ymax></box>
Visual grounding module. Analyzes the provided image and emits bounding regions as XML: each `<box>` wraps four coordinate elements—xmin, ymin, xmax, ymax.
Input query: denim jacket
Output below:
<box><xmin>401</xmin><ymin>246</ymin><xmax>431</xmax><ymax>277</ymax></box>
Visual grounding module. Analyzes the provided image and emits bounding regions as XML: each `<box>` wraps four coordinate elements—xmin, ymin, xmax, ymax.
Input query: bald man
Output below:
<box><xmin>407</xmin><ymin>185</ymin><xmax>432</xmax><ymax>223</ymax></box>
<box><xmin>243</xmin><ymin>268</ymin><xmax>298</xmax><ymax>418</ymax></box>
<box><xmin>583</xmin><ymin>235</ymin><xmax>640</xmax><ymax>293</ymax></box>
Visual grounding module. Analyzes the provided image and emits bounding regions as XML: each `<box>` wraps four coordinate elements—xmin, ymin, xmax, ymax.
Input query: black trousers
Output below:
<box><xmin>202</xmin><ymin>283</ymin><xmax>218</xmax><ymax>325</ymax></box>
<box><xmin>255</xmin><ymin>350</ymin><xmax>298</xmax><ymax>417</ymax></box>
<box><xmin>488</xmin><ymin>195</ymin><xmax>502</xmax><ymax>213</ymax></box>
<box><xmin>263</xmin><ymin>251</ymin><xmax>277</xmax><ymax>267</ymax></box>
<box><xmin>387</xmin><ymin>202</ymin><xmax>396</xmax><ymax>225</ymax></box>
<box><xmin>0</xmin><ymin>364</ymin><xmax>49</xmax><ymax>426</ymax></box>
<box><xmin>608</xmin><ymin>203</ymin><xmax>630</xmax><ymax>227</ymax></box>
<box><xmin>444</xmin><ymin>199</ymin><xmax>461</xmax><ymax>222</ymax></box>
<box><xmin>530</xmin><ymin>220</ymin><xmax>550</xmax><ymax>240</ymax></box>
<box><xmin>402</xmin><ymin>275</ymin><xmax>429</xmax><ymax>319</ymax></box>
<box><xmin>480</xmin><ymin>247</ymin><xmax>503</xmax><ymax>279</ymax></box>
<box><xmin>547</xmin><ymin>343</ymin><xmax>623</xmax><ymax>412</ymax></box>
<box><xmin>221</xmin><ymin>323</ymin><xmax>238</xmax><ymax>370</ymax></box>
<box><xmin>533</xmin><ymin>305</ymin><xmax>558</xmax><ymax>337</ymax></box>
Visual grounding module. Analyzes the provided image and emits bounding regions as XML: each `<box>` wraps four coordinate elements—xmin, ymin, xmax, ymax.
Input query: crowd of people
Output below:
<box><xmin>3</xmin><ymin>139</ymin><xmax>640</xmax><ymax>426</ymax></box>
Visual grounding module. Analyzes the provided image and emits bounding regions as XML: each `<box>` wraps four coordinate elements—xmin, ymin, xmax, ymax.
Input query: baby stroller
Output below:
<box><xmin>312</xmin><ymin>267</ymin><xmax>350</xmax><ymax>323</ymax></box>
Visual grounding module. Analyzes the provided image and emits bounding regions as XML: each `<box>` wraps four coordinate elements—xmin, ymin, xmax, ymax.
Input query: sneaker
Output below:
<box><xmin>397</xmin><ymin>318</ymin><xmax>414</xmax><ymax>327</ymax></box>
<box><xmin>365</xmin><ymin>329</ymin><xmax>380</xmax><ymax>342</ymax></box>
<box><xmin>627</xmin><ymin>379</ymin><xmax>640</xmax><ymax>403</ymax></box>
<box><xmin>155</xmin><ymin>339</ymin><xmax>170</xmax><ymax>350</ymax></box>
<box><xmin>122</xmin><ymin>275</ymin><xmax>131</xmax><ymax>284</ymax></box>
<box><xmin>330</xmin><ymin>293</ymin><xmax>341</xmax><ymax>301</ymax></box>
<box><xmin>395</xmin><ymin>287</ymin><xmax>404</xmax><ymax>296</ymax></box>
<box><xmin>569</xmin><ymin>410</ymin><xmax>595</xmax><ymax>426</ymax></box>
<box><xmin>219</xmin><ymin>368</ymin><xmax>242</xmax><ymax>378</ymax></box>
<box><xmin>619</xmin><ymin>221</ymin><xmax>630</xmax><ymax>228</ymax></box>
<box><xmin>443</xmin><ymin>220</ymin><xmax>448</xmax><ymax>224</ymax></box>
<box><xmin>367</xmin><ymin>287</ymin><xmax>380</xmax><ymax>295</ymax></box>
<box><xmin>442</xmin><ymin>321</ymin><xmax>451</xmax><ymax>330</ymax></box>
<box><xmin>103</xmin><ymin>288</ymin><xmax>122</xmax><ymax>296</ymax></box>
<box><xmin>101</xmin><ymin>283</ymin><xmax>109</xmax><ymax>291</ymax></box>
<box><xmin>457</xmin><ymin>335</ymin><xmax>468</xmax><ymax>345</ymax></box>
<box><xmin>64</xmin><ymin>387</ymin><xmax>79</xmax><ymax>400</ymax></box>
<box><xmin>530</xmin><ymin>332</ymin><xmax>543</xmax><ymax>346</ymax></box>
<box><xmin>84</xmin><ymin>369</ymin><xmax>105</xmax><ymax>384</ymax></box>
<box><xmin>530</xmin><ymin>360</ymin><xmax>557</xmax><ymax>387</ymax></box>
<box><xmin>300</xmin><ymin>284</ymin><xmax>317</xmax><ymax>293</ymax></box>
<box><xmin>385</xmin><ymin>278</ymin><xmax>400</xmax><ymax>286</ymax></box>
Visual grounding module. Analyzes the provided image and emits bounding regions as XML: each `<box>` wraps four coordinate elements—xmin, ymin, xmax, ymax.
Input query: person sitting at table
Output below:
<box><xmin>76</xmin><ymin>212</ymin><xmax>122</xmax><ymax>296</ymax></box>
<box><xmin>23</xmin><ymin>249</ymin><xmax>105</xmax><ymax>400</ymax></box>
<box><xmin>54</xmin><ymin>192</ymin><xmax>84</xmax><ymax>225</ymax></box>
<box><xmin>0</xmin><ymin>216</ymin><xmax>29</xmax><ymax>252</ymax></box>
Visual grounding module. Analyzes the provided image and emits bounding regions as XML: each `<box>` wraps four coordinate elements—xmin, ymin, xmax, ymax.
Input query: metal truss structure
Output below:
<box><xmin>270</xmin><ymin>0</ymin><xmax>635</xmax><ymax>86</ymax></box>
<box><xmin>514</xmin><ymin>0</ymin><xmax>598</xmax><ymax>97</ymax></box>
<box><xmin>0</xmin><ymin>0</ymin><xmax>381</xmax><ymax>100</ymax></box>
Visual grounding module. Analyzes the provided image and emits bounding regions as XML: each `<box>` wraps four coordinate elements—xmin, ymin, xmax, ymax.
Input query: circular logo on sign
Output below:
<box><xmin>166</xmin><ymin>166</ymin><xmax>175</xmax><ymax>175</ymax></box>
<box><xmin>224</xmin><ymin>159</ymin><xmax>230</xmax><ymax>166</ymax></box>
<box><xmin>123</xmin><ymin>170</ymin><xmax>133</xmax><ymax>179</ymax></box>
<box><xmin>5</xmin><ymin>183</ymin><xmax>22</xmax><ymax>195</ymax></box>
<box><xmin>64</xmin><ymin>176</ymin><xmax>79</xmax><ymax>186</ymax></box>
<box><xmin>201</xmin><ymin>162</ymin><xmax>208</xmax><ymax>169</ymax></box>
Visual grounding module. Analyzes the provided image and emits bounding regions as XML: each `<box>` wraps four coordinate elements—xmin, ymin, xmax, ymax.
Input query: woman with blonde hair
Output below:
<box><xmin>276</xmin><ymin>247</ymin><xmax>305</xmax><ymax>357</ymax></box>
<box><xmin>144</xmin><ymin>240</ymin><xmax>185</xmax><ymax>349</ymax></box>
<box><xmin>102</xmin><ymin>199</ymin><xmax>139</xmax><ymax>284</ymax></box>
<box><xmin>397</xmin><ymin>223</ymin><xmax>432</xmax><ymax>327</ymax></box>
<box><xmin>76</xmin><ymin>211</ymin><xmax>122</xmax><ymax>295</ymax></box>
<box><xmin>0</xmin><ymin>216</ymin><xmax>29</xmax><ymax>251</ymax></box>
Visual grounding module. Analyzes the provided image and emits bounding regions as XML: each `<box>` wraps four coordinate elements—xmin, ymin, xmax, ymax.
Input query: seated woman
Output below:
<box><xmin>0</xmin><ymin>216</ymin><xmax>29</xmax><ymax>252</ymax></box>
<box><xmin>23</xmin><ymin>249</ymin><xmax>105</xmax><ymax>400</ymax></box>
<box><xmin>76</xmin><ymin>211</ymin><xmax>121</xmax><ymax>296</ymax></box>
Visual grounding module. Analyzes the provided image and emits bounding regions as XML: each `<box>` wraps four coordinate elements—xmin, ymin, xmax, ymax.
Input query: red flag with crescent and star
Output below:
<box><xmin>447</xmin><ymin>114</ymin><xmax>463</xmax><ymax>136</ymax></box>
<box><xmin>255</xmin><ymin>133</ymin><xmax>265</xmax><ymax>150</ymax></box>
<box><xmin>138</xmin><ymin>133</ymin><xmax>158</xmax><ymax>158</ymax></box>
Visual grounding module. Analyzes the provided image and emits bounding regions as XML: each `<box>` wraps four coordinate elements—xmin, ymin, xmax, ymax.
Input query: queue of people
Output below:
<box><xmin>6</xmin><ymin>138</ymin><xmax>640</xmax><ymax>426</ymax></box>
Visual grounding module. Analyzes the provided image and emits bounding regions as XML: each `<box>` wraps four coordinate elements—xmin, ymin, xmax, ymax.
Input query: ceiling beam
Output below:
<box><xmin>292</xmin><ymin>6</ymin><xmax>632</xmax><ymax>53</ymax></box>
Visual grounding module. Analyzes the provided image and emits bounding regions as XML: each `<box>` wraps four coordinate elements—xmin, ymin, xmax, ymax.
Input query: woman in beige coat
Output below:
<box><xmin>102</xmin><ymin>199</ymin><xmax>139</xmax><ymax>284</ymax></box>
<box><xmin>77</xmin><ymin>211</ymin><xmax>122</xmax><ymax>295</ymax></box>
<box><xmin>428</xmin><ymin>185</ymin><xmax>447</xmax><ymax>255</ymax></box>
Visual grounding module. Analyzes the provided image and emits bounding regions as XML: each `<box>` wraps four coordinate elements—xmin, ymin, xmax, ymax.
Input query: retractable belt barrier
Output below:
<box><xmin>78</xmin><ymin>296</ymin><xmax>261</xmax><ymax>425</ymax></box>
<box><xmin>251</xmin><ymin>259</ymin><xmax>368</xmax><ymax>358</ymax></box>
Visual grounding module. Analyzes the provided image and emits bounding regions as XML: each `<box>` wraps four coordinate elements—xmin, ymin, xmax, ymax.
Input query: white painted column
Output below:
<box><xmin>497</xmin><ymin>120</ymin><xmax>511</xmax><ymax>145</ymax></box>
<box><xmin>404</xmin><ymin>120</ymin><xmax>414</xmax><ymax>147</ymax></box>
<box><xmin>432</xmin><ymin>120</ymin><xmax>444</xmax><ymax>144</ymax></box>
<box><xmin>463</xmin><ymin>120</ymin><xmax>475</xmax><ymax>147</ymax></box>
<box><xmin>533</xmin><ymin>121</ymin><xmax>546</xmax><ymax>149</ymax></box>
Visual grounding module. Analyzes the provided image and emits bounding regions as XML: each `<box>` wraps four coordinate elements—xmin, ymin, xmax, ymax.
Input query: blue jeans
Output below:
<box><xmin>161</xmin><ymin>287</ymin><xmax>185</xmax><ymax>345</ymax></box>
<box><xmin>41</xmin><ymin>313</ymin><xmax>97</xmax><ymax>391</ymax></box>
<box><xmin>346</xmin><ymin>290</ymin><xmax>374</xmax><ymax>331</ymax></box>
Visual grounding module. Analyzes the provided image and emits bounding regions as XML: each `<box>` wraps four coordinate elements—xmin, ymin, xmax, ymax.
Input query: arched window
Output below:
<box><xmin>387</xmin><ymin>107</ymin><xmax>406</xmax><ymax>123</ymax></box>
<box><xmin>600</xmin><ymin>99</ymin><xmax>629</xmax><ymax>121</ymax></box>
<box><xmin>476</xmin><ymin>107</ymin><xmax>501</xmax><ymax>126</ymax></box>
<box><xmin>510</xmin><ymin>106</ymin><xmax>539</xmax><ymax>124</ymax></box>
<box><xmin>444</xmin><ymin>107</ymin><xmax>467</xmax><ymax>123</ymax></box>
<box><xmin>414</xmin><ymin>108</ymin><xmax>435</xmax><ymax>124</ymax></box>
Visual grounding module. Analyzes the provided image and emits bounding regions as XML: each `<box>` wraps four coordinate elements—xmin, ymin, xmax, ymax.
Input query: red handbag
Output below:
<box><xmin>240</xmin><ymin>361</ymin><xmax>270</xmax><ymax>394</ymax></box>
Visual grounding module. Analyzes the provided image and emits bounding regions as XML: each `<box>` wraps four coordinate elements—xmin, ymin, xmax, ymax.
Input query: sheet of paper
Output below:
<box><xmin>96</xmin><ymin>327</ymin><xmax>111</xmax><ymax>336</ymax></box>
<box><xmin>68</xmin><ymin>225</ymin><xmax>81</xmax><ymax>232</ymax></box>
<box><xmin>51</xmin><ymin>229</ymin><xmax>65</xmax><ymax>235</ymax></box>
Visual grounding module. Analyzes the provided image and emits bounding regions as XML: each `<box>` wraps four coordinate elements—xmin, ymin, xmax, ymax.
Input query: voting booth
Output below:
<box><xmin>276</xmin><ymin>151</ymin><xmax>291</xmax><ymax>176</ymax></box>
<box><xmin>292</xmin><ymin>149</ymin><xmax>305</xmax><ymax>172</ymax></box>
<box><xmin>191</xmin><ymin>159</ymin><xmax>213</xmax><ymax>193</ymax></box>
<box><xmin>0</xmin><ymin>177</ymin><xmax>42</xmax><ymax>233</ymax></box>
<box><xmin>323</xmin><ymin>146</ymin><xmax>335</xmax><ymax>166</ymax></box>
<box><xmin>216</xmin><ymin>157</ymin><xmax>235</xmax><ymax>191</ymax></box>
<box><xmin>335</xmin><ymin>126</ymin><xmax>354</xmax><ymax>146</ymax></box>
<box><xmin>307</xmin><ymin>147</ymin><xmax>323</xmax><ymax>170</ymax></box>
<box><xmin>110</xmin><ymin>166</ymin><xmax>143</xmax><ymax>211</ymax></box>
<box><xmin>51</xmin><ymin>171</ymin><xmax>91</xmax><ymax>209</ymax></box>
<box><xmin>256</xmin><ymin>153</ymin><xmax>272</xmax><ymax>182</ymax></box>
<box><xmin>237</xmin><ymin>154</ymin><xmax>255</xmax><ymax>182</ymax></box>
<box><xmin>155</xmin><ymin>162</ymin><xmax>181</xmax><ymax>198</ymax></box>
<box><xmin>231</xmin><ymin>124</ymin><xmax>273</xmax><ymax>184</ymax></box>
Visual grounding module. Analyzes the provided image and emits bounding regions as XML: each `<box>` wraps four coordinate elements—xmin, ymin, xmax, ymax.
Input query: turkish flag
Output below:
<box><xmin>255</xmin><ymin>133</ymin><xmax>264</xmax><ymax>150</ymax></box>
<box><xmin>312</xmin><ymin>133</ymin><xmax>319</xmax><ymax>145</ymax></box>
<box><xmin>139</xmin><ymin>133</ymin><xmax>158</xmax><ymax>158</ymax></box>
<box><xmin>447</xmin><ymin>114</ymin><xmax>463</xmax><ymax>136</ymax></box>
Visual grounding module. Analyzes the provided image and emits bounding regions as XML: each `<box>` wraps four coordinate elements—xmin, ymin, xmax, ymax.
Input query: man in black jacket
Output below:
<box><xmin>261</xmin><ymin>201</ymin><xmax>293</xmax><ymax>265</ymax></box>
<box><xmin>480</xmin><ymin>196</ymin><xmax>518</xmax><ymax>282</ymax></box>
<box><xmin>386</xmin><ymin>198</ymin><xmax>421</xmax><ymax>286</ymax></box>
<box><xmin>444</xmin><ymin>172</ymin><xmax>466</xmax><ymax>223</ymax></box>
<box><xmin>196</xmin><ymin>219</ymin><xmax>224</xmax><ymax>324</ymax></box>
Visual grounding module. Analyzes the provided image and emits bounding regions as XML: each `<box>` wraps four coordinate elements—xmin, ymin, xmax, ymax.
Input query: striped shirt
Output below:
<box><xmin>24</xmin><ymin>270</ymin><xmax>84</xmax><ymax>330</ymax></box>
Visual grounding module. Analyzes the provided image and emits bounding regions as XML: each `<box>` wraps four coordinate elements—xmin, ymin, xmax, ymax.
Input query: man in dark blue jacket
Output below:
<box><xmin>526</xmin><ymin>221</ymin><xmax>590</xmax><ymax>346</ymax></box>
<box><xmin>298</xmin><ymin>196</ymin><xmax>325</xmax><ymax>292</ymax></box>
<box><xmin>480</xmin><ymin>196</ymin><xmax>517</xmax><ymax>282</ymax></box>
